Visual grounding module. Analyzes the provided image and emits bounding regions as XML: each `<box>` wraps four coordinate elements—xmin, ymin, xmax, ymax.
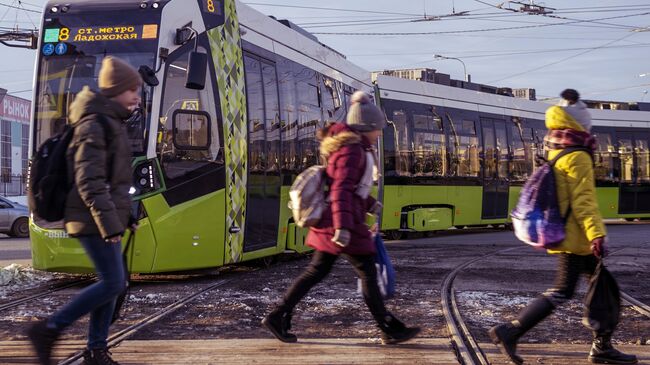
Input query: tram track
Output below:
<box><xmin>442</xmin><ymin>245</ymin><xmax>650</xmax><ymax>365</ymax></box>
<box><xmin>58</xmin><ymin>276</ymin><xmax>235</xmax><ymax>365</ymax></box>
<box><xmin>441</xmin><ymin>246</ymin><xmax>523</xmax><ymax>365</ymax></box>
<box><xmin>0</xmin><ymin>278</ymin><xmax>94</xmax><ymax>313</ymax></box>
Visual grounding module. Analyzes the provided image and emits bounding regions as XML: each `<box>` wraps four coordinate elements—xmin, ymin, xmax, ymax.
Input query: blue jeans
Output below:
<box><xmin>49</xmin><ymin>235</ymin><xmax>126</xmax><ymax>349</ymax></box>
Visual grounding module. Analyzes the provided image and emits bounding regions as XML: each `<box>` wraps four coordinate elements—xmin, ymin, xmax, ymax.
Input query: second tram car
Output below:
<box><xmin>375</xmin><ymin>75</ymin><xmax>650</xmax><ymax>239</ymax></box>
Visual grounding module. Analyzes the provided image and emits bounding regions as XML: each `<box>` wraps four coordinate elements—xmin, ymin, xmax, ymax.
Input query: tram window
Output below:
<box><xmin>262</xmin><ymin>62</ymin><xmax>280</xmax><ymax>174</ymax></box>
<box><xmin>495</xmin><ymin>121</ymin><xmax>509</xmax><ymax>179</ymax></box>
<box><xmin>172</xmin><ymin>110</ymin><xmax>210</xmax><ymax>150</ymax></box>
<box><xmin>413</xmin><ymin>113</ymin><xmax>445</xmax><ymax>176</ymax></box>
<box><xmin>593</xmin><ymin>133</ymin><xmax>617</xmax><ymax>182</ymax></box>
<box><xmin>322</xmin><ymin>76</ymin><xmax>345</xmax><ymax>122</ymax></box>
<box><xmin>413</xmin><ymin>131</ymin><xmax>446</xmax><ymax>176</ymax></box>
<box><xmin>392</xmin><ymin>110</ymin><xmax>412</xmax><ymax>176</ymax></box>
<box><xmin>244</xmin><ymin>55</ymin><xmax>265</xmax><ymax>173</ymax></box>
<box><xmin>455</xmin><ymin>135</ymin><xmax>479</xmax><ymax>177</ymax></box>
<box><xmin>296</xmin><ymin>67</ymin><xmax>321</xmax><ymax>169</ymax></box>
<box><xmin>158</xmin><ymin>44</ymin><xmax>222</xmax><ymax>183</ymax></box>
<box><xmin>482</xmin><ymin>124</ymin><xmax>496</xmax><ymax>179</ymax></box>
<box><xmin>619</xmin><ymin>137</ymin><xmax>634</xmax><ymax>182</ymax></box>
<box><xmin>510</xmin><ymin>124</ymin><xmax>533</xmax><ymax>181</ymax></box>
<box><xmin>636</xmin><ymin>139</ymin><xmax>650</xmax><ymax>182</ymax></box>
<box><xmin>278</xmin><ymin>58</ymin><xmax>298</xmax><ymax>174</ymax></box>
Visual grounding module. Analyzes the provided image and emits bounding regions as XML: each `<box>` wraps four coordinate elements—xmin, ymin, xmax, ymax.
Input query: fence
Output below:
<box><xmin>0</xmin><ymin>174</ymin><xmax>26</xmax><ymax>197</ymax></box>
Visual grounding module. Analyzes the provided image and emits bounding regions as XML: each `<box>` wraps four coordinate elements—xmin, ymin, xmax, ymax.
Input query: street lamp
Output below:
<box><xmin>434</xmin><ymin>54</ymin><xmax>470</xmax><ymax>82</ymax></box>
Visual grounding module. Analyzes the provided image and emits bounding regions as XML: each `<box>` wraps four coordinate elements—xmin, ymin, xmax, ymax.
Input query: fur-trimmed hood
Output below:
<box><xmin>319</xmin><ymin>123</ymin><xmax>363</xmax><ymax>158</ymax></box>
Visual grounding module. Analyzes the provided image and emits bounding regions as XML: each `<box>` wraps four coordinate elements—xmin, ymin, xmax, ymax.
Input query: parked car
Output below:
<box><xmin>0</xmin><ymin>195</ymin><xmax>29</xmax><ymax>238</ymax></box>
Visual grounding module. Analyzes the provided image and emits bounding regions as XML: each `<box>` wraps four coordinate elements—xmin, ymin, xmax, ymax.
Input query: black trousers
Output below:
<box><xmin>279</xmin><ymin>250</ymin><xmax>388</xmax><ymax>322</ymax></box>
<box><xmin>543</xmin><ymin>253</ymin><xmax>599</xmax><ymax>305</ymax></box>
<box><xmin>516</xmin><ymin>253</ymin><xmax>607</xmax><ymax>337</ymax></box>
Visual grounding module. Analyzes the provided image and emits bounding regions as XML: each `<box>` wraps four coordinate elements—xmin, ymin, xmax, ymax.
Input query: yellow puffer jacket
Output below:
<box><xmin>545</xmin><ymin>106</ymin><xmax>606</xmax><ymax>255</ymax></box>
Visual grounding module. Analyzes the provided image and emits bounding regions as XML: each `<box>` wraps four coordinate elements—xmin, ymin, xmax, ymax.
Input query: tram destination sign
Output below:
<box><xmin>43</xmin><ymin>24</ymin><xmax>158</xmax><ymax>44</ymax></box>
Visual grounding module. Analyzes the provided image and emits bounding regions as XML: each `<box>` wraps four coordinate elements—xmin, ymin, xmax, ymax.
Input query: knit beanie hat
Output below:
<box><xmin>558</xmin><ymin>88</ymin><xmax>592</xmax><ymax>132</ymax></box>
<box><xmin>346</xmin><ymin>91</ymin><xmax>386</xmax><ymax>132</ymax></box>
<box><xmin>98</xmin><ymin>56</ymin><xmax>143</xmax><ymax>98</ymax></box>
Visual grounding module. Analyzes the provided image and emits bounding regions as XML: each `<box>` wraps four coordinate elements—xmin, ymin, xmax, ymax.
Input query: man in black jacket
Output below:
<box><xmin>28</xmin><ymin>56</ymin><xmax>142</xmax><ymax>365</ymax></box>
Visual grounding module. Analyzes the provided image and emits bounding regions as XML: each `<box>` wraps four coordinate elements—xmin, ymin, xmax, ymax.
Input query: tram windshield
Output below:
<box><xmin>33</xmin><ymin>12</ymin><xmax>160</xmax><ymax>155</ymax></box>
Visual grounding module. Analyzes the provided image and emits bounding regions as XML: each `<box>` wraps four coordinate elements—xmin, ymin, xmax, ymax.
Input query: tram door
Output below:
<box><xmin>617</xmin><ymin>132</ymin><xmax>650</xmax><ymax>214</ymax></box>
<box><xmin>243</xmin><ymin>55</ymin><xmax>282</xmax><ymax>251</ymax></box>
<box><xmin>480</xmin><ymin>118</ymin><xmax>510</xmax><ymax>219</ymax></box>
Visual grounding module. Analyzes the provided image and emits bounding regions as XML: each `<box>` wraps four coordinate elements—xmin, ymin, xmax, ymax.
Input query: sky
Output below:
<box><xmin>1</xmin><ymin>0</ymin><xmax>649</xmax><ymax>102</ymax></box>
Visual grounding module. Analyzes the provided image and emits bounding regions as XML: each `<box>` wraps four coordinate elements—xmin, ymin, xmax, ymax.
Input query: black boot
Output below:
<box><xmin>81</xmin><ymin>348</ymin><xmax>121</xmax><ymax>365</ymax></box>
<box><xmin>588</xmin><ymin>335</ymin><xmax>638</xmax><ymax>364</ymax></box>
<box><xmin>488</xmin><ymin>323</ymin><xmax>524</xmax><ymax>365</ymax></box>
<box><xmin>377</xmin><ymin>314</ymin><xmax>420</xmax><ymax>345</ymax></box>
<box><xmin>489</xmin><ymin>297</ymin><xmax>555</xmax><ymax>365</ymax></box>
<box><xmin>27</xmin><ymin>319</ymin><xmax>61</xmax><ymax>365</ymax></box>
<box><xmin>262</xmin><ymin>308</ymin><xmax>298</xmax><ymax>343</ymax></box>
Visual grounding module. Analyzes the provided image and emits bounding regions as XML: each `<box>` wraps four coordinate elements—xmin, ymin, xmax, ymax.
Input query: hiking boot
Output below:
<box><xmin>489</xmin><ymin>323</ymin><xmax>524</xmax><ymax>365</ymax></box>
<box><xmin>27</xmin><ymin>319</ymin><xmax>60</xmax><ymax>365</ymax></box>
<box><xmin>378</xmin><ymin>314</ymin><xmax>420</xmax><ymax>345</ymax></box>
<box><xmin>588</xmin><ymin>335</ymin><xmax>638</xmax><ymax>364</ymax></box>
<box><xmin>81</xmin><ymin>348</ymin><xmax>121</xmax><ymax>365</ymax></box>
<box><xmin>261</xmin><ymin>308</ymin><xmax>298</xmax><ymax>343</ymax></box>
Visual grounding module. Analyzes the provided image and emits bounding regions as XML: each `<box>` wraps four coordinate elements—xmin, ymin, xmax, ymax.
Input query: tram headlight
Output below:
<box><xmin>132</xmin><ymin>160</ymin><xmax>162</xmax><ymax>197</ymax></box>
<box><xmin>50</xmin><ymin>6</ymin><xmax>59</xmax><ymax>13</ymax></box>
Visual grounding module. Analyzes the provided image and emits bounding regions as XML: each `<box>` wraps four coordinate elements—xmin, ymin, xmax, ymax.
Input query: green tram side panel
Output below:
<box><xmin>381</xmin><ymin>185</ymin><xmax>488</xmax><ymax>231</ymax></box>
<box><xmin>29</xmin><ymin>215</ymin><xmax>158</xmax><ymax>274</ymax></box>
<box><xmin>597</xmin><ymin>187</ymin><xmax>620</xmax><ymax>219</ymax></box>
<box><xmin>145</xmin><ymin>191</ymin><xmax>226</xmax><ymax>273</ymax></box>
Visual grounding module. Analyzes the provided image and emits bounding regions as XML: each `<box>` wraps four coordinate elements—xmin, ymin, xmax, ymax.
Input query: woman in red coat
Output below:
<box><xmin>262</xmin><ymin>91</ymin><xmax>419</xmax><ymax>345</ymax></box>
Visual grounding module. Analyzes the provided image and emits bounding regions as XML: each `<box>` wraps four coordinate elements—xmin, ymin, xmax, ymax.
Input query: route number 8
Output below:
<box><xmin>59</xmin><ymin>28</ymin><xmax>70</xmax><ymax>41</ymax></box>
<box><xmin>206</xmin><ymin>0</ymin><xmax>215</xmax><ymax>12</ymax></box>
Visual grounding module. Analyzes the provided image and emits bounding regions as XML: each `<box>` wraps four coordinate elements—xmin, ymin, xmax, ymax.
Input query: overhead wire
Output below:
<box><xmin>487</xmin><ymin>32</ymin><xmax>638</xmax><ymax>84</ymax></box>
<box><xmin>311</xmin><ymin>12</ymin><xmax>650</xmax><ymax>35</ymax></box>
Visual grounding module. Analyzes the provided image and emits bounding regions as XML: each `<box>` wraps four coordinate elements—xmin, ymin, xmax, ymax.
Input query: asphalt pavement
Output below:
<box><xmin>0</xmin><ymin>235</ymin><xmax>31</xmax><ymax>267</ymax></box>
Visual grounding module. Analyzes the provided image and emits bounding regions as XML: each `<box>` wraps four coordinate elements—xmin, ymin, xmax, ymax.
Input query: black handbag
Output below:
<box><xmin>111</xmin><ymin>231</ymin><xmax>135</xmax><ymax>324</ymax></box>
<box><xmin>583</xmin><ymin>260</ymin><xmax>620</xmax><ymax>333</ymax></box>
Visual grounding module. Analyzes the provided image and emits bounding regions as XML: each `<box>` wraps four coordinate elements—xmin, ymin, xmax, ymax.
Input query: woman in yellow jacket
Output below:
<box><xmin>489</xmin><ymin>89</ymin><xmax>637</xmax><ymax>365</ymax></box>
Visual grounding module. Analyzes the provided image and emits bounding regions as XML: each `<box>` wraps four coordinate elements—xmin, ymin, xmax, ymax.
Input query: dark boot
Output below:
<box><xmin>489</xmin><ymin>297</ymin><xmax>555</xmax><ymax>365</ymax></box>
<box><xmin>261</xmin><ymin>308</ymin><xmax>298</xmax><ymax>343</ymax></box>
<box><xmin>588</xmin><ymin>335</ymin><xmax>638</xmax><ymax>364</ymax></box>
<box><xmin>377</xmin><ymin>314</ymin><xmax>420</xmax><ymax>345</ymax></box>
<box><xmin>27</xmin><ymin>319</ymin><xmax>61</xmax><ymax>365</ymax></box>
<box><xmin>488</xmin><ymin>323</ymin><xmax>524</xmax><ymax>365</ymax></box>
<box><xmin>81</xmin><ymin>348</ymin><xmax>121</xmax><ymax>365</ymax></box>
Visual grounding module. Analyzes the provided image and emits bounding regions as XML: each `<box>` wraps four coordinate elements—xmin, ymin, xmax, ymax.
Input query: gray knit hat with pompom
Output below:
<box><xmin>346</xmin><ymin>91</ymin><xmax>387</xmax><ymax>132</ymax></box>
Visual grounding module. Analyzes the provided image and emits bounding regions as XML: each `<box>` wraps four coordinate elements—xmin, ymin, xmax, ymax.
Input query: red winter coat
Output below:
<box><xmin>306</xmin><ymin>123</ymin><xmax>377</xmax><ymax>255</ymax></box>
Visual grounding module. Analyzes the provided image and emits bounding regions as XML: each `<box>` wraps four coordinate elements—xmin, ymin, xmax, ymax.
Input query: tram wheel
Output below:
<box><xmin>386</xmin><ymin>230</ymin><xmax>404</xmax><ymax>241</ymax></box>
<box><xmin>425</xmin><ymin>230</ymin><xmax>436</xmax><ymax>237</ymax></box>
<box><xmin>624</xmin><ymin>218</ymin><xmax>636</xmax><ymax>222</ymax></box>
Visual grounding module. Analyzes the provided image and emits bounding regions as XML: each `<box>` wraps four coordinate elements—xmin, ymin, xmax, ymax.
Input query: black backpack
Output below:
<box><xmin>27</xmin><ymin>116</ymin><xmax>110</xmax><ymax>222</ymax></box>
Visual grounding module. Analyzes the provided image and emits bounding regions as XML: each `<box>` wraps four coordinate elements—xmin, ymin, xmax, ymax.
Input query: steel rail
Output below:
<box><xmin>59</xmin><ymin>278</ymin><xmax>231</xmax><ymax>365</ymax></box>
<box><xmin>441</xmin><ymin>247</ymin><xmax>522</xmax><ymax>365</ymax></box>
<box><xmin>0</xmin><ymin>278</ymin><xmax>94</xmax><ymax>312</ymax></box>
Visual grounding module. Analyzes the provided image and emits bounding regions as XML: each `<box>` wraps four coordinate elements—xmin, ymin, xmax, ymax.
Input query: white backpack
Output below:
<box><xmin>288</xmin><ymin>165</ymin><xmax>328</xmax><ymax>227</ymax></box>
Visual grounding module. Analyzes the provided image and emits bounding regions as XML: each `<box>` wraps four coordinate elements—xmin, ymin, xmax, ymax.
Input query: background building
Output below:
<box><xmin>0</xmin><ymin>88</ymin><xmax>30</xmax><ymax>197</ymax></box>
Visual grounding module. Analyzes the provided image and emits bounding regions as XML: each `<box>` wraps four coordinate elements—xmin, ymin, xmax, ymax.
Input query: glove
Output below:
<box><xmin>128</xmin><ymin>215</ymin><xmax>139</xmax><ymax>232</ymax></box>
<box><xmin>331</xmin><ymin>229</ymin><xmax>351</xmax><ymax>248</ymax></box>
<box><xmin>591</xmin><ymin>236</ymin><xmax>608</xmax><ymax>258</ymax></box>
<box><xmin>368</xmin><ymin>201</ymin><xmax>383</xmax><ymax>216</ymax></box>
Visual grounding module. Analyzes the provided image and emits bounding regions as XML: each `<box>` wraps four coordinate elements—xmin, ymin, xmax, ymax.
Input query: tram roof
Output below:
<box><xmin>42</xmin><ymin>0</ymin><xmax>172</xmax><ymax>13</ymax></box>
<box><xmin>236</xmin><ymin>1</ymin><xmax>373</xmax><ymax>92</ymax></box>
<box><xmin>376</xmin><ymin>74</ymin><xmax>650</xmax><ymax>129</ymax></box>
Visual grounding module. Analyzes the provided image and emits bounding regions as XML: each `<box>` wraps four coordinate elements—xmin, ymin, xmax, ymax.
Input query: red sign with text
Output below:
<box><xmin>0</xmin><ymin>95</ymin><xmax>31</xmax><ymax>124</ymax></box>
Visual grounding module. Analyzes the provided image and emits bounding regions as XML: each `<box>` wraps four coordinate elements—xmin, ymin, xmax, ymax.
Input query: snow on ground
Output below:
<box><xmin>0</xmin><ymin>264</ymin><xmax>55</xmax><ymax>299</ymax></box>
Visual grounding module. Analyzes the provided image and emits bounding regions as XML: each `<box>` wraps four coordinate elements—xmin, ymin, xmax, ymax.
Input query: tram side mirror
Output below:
<box><xmin>185</xmin><ymin>51</ymin><xmax>207</xmax><ymax>90</ymax></box>
<box><xmin>138</xmin><ymin>65</ymin><xmax>159</xmax><ymax>87</ymax></box>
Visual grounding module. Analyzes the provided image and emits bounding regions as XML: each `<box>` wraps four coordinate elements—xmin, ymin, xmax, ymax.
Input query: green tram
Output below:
<box><xmin>375</xmin><ymin>75</ymin><xmax>650</xmax><ymax>240</ymax></box>
<box><xmin>29</xmin><ymin>0</ymin><xmax>373</xmax><ymax>273</ymax></box>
